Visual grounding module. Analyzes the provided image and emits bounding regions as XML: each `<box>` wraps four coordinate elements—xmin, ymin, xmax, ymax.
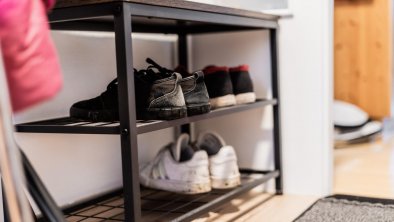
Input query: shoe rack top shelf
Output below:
<box><xmin>49</xmin><ymin>0</ymin><xmax>279</xmax><ymax>34</ymax></box>
<box><xmin>16</xmin><ymin>99</ymin><xmax>276</xmax><ymax>135</ymax></box>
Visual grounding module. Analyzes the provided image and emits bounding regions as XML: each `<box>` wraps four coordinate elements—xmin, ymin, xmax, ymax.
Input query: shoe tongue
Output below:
<box><xmin>146</xmin><ymin>57</ymin><xmax>172</xmax><ymax>75</ymax></box>
<box><xmin>200</xmin><ymin>133</ymin><xmax>225</xmax><ymax>156</ymax></box>
<box><xmin>171</xmin><ymin>134</ymin><xmax>194</xmax><ymax>162</ymax></box>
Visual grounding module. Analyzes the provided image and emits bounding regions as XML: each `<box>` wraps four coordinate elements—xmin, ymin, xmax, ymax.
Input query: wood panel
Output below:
<box><xmin>334</xmin><ymin>0</ymin><xmax>392</xmax><ymax>118</ymax></box>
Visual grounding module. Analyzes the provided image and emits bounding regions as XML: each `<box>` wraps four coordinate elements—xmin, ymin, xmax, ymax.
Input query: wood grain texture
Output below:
<box><xmin>334</xmin><ymin>0</ymin><xmax>392</xmax><ymax>118</ymax></box>
<box><xmin>54</xmin><ymin>0</ymin><xmax>278</xmax><ymax>21</ymax></box>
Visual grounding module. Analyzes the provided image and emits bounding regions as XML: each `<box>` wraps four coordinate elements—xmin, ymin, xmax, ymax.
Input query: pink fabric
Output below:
<box><xmin>0</xmin><ymin>0</ymin><xmax>62</xmax><ymax>112</ymax></box>
<box><xmin>44</xmin><ymin>0</ymin><xmax>56</xmax><ymax>11</ymax></box>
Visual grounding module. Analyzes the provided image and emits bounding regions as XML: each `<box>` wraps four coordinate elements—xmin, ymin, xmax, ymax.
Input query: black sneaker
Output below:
<box><xmin>229</xmin><ymin>65</ymin><xmax>256</xmax><ymax>104</ymax></box>
<box><xmin>147</xmin><ymin>59</ymin><xmax>211</xmax><ymax>116</ymax></box>
<box><xmin>70</xmin><ymin>68</ymin><xmax>187</xmax><ymax>121</ymax></box>
<box><xmin>69</xmin><ymin>71</ymin><xmax>150</xmax><ymax>122</ymax></box>
<box><xmin>202</xmin><ymin>66</ymin><xmax>236</xmax><ymax>109</ymax></box>
<box><xmin>70</xmin><ymin>78</ymin><xmax>119</xmax><ymax>121</ymax></box>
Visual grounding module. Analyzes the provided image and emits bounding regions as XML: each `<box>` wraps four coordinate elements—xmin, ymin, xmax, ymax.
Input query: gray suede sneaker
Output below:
<box><xmin>146</xmin><ymin>58</ymin><xmax>211</xmax><ymax>116</ymax></box>
<box><xmin>179</xmin><ymin>71</ymin><xmax>211</xmax><ymax>116</ymax></box>
<box><xmin>145</xmin><ymin>72</ymin><xmax>187</xmax><ymax>120</ymax></box>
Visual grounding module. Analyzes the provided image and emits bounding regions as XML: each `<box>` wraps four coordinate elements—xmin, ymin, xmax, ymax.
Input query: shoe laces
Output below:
<box><xmin>99</xmin><ymin>60</ymin><xmax>174</xmax><ymax>99</ymax></box>
<box><xmin>135</xmin><ymin>68</ymin><xmax>165</xmax><ymax>82</ymax></box>
<box><xmin>146</xmin><ymin>58</ymin><xmax>174</xmax><ymax>77</ymax></box>
<box><xmin>101</xmin><ymin>68</ymin><xmax>158</xmax><ymax>92</ymax></box>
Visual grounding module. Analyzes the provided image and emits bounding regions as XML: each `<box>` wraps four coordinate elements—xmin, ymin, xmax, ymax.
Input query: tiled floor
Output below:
<box><xmin>66</xmin><ymin>196</ymin><xmax>124</xmax><ymax>221</ymax></box>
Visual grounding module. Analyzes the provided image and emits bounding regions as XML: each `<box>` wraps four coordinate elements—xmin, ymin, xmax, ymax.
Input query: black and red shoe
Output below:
<box><xmin>203</xmin><ymin>66</ymin><xmax>236</xmax><ymax>109</ymax></box>
<box><xmin>229</xmin><ymin>65</ymin><xmax>256</xmax><ymax>104</ymax></box>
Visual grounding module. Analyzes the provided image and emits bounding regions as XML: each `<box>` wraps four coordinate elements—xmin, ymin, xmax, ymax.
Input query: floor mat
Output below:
<box><xmin>294</xmin><ymin>194</ymin><xmax>394</xmax><ymax>222</ymax></box>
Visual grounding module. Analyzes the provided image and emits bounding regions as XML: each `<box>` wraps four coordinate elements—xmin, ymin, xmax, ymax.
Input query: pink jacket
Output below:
<box><xmin>0</xmin><ymin>0</ymin><xmax>62</xmax><ymax>112</ymax></box>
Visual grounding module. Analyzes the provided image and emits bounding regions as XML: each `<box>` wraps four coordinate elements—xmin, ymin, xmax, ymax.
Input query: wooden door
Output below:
<box><xmin>334</xmin><ymin>0</ymin><xmax>392</xmax><ymax>118</ymax></box>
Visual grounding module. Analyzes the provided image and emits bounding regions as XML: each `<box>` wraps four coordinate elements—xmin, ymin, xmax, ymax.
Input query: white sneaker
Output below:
<box><xmin>196</xmin><ymin>131</ymin><xmax>241</xmax><ymax>189</ymax></box>
<box><xmin>139</xmin><ymin>134</ymin><xmax>211</xmax><ymax>194</ymax></box>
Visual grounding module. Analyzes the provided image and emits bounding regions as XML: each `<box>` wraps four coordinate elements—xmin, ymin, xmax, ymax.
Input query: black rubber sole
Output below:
<box><xmin>70</xmin><ymin>107</ymin><xmax>118</xmax><ymax>122</ymax></box>
<box><xmin>146</xmin><ymin>107</ymin><xmax>187</xmax><ymax>120</ymax></box>
<box><xmin>187</xmin><ymin>104</ymin><xmax>211</xmax><ymax>116</ymax></box>
<box><xmin>71</xmin><ymin>104</ymin><xmax>209</xmax><ymax>122</ymax></box>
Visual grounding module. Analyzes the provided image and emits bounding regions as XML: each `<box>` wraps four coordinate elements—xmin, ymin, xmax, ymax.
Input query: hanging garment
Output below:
<box><xmin>44</xmin><ymin>0</ymin><xmax>56</xmax><ymax>10</ymax></box>
<box><xmin>0</xmin><ymin>0</ymin><xmax>62</xmax><ymax>112</ymax></box>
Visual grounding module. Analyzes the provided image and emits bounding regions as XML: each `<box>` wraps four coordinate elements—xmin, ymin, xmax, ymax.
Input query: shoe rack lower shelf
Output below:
<box><xmin>54</xmin><ymin>170</ymin><xmax>278</xmax><ymax>222</ymax></box>
<box><xmin>16</xmin><ymin>99</ymin><xmax>276</xmax><ymax>135</ymax></box>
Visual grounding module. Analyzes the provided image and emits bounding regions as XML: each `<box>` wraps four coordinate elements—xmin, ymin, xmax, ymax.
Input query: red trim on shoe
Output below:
<box><xmin>203</xmin><ymin>66</ymin><xmax>228</xmax><ymax>74</ymax></box>
<box><xmin>229</xmin><ymin>65</ymin><xmax>249</xmax><ymax>72</ymax></box>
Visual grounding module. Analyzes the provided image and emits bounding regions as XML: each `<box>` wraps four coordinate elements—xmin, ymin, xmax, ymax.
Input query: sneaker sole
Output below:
<box><xmin>235</xmin><ymin>92</ymin><xmax>256</xmax><ymax>105</ymax></box>
<box><xmin>70</xmin><ymin>107</ymin><xmax>118</xmax><ymax>122</ymax></box>
<box><xmin>211</xmin><ymin>174</ymin><xmax>241</xmax><ymax>189</ymax></box>
<box><xmin>140</xmin><ymin>176</ymin><xmax>211</xmax><ymax>194</ymax></box>
<box><xmin>146</xmin><ymin>107</ymin><xmax>187</xmax><ymax>120</ymax></box>
<box><xmin>210</xmin><ymin>95</ymin><xmax>236</xmax><ymax>109</ymax></box>
<box><xmin>187</xmin><ymin>104</ymin><xmax>211</xmax><ymax>116</ymax></box>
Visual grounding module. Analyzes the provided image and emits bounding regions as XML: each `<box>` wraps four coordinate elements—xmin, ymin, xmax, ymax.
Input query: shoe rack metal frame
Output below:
<box><xmin>14</xmin><ymin>1</ymin><xmax>282</xmax><ymax>221</ymax></box>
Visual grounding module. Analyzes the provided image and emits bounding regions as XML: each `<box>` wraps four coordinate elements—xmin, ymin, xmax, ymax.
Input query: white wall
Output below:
<box><xmin>278</xmin><ymin>0</ymin><xmax>333</xmax><ymax>195</ymax></box>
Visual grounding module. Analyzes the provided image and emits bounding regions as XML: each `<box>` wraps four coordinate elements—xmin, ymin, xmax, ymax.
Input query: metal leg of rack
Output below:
<box><xmin>114</xmin><ymin>3</ymin><xmax>141</xmax><ymax>221</ymax></box>
<box><xmin>20</xmin><ymin>150</ymin><xmax>65</xmax><ymax>222</ymax></box>
<box><xmin>270</xmin><ymin>28</ymin><xmax>283</xmax><ymax>195</ymax></box>
<box><xmin>0</xmin><ymin>140</ymin><xmax>69</xmax><ymax>222</ymax></box>
<box><xmin>2</xmin><ymin>148</ymin><xmax>65</xmax><ymax>222</ymax></box>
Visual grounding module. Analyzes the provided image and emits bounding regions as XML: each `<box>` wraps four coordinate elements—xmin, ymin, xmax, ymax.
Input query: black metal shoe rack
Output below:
<box><xmin>15</xmin><ymin>1</ymin><xmax>282</xmax><ymax>221</ymax></box>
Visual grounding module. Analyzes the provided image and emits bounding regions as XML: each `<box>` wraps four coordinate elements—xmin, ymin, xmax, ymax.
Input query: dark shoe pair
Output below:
<box><xmin>70</xmin><ymin>59</ymin><xmax>210</xmax><ymax>121</ymax></box>
<box><xmin>203</xmin><ymin>65</ymin><xmax>256</xmax><ymax>109</ymax></box>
